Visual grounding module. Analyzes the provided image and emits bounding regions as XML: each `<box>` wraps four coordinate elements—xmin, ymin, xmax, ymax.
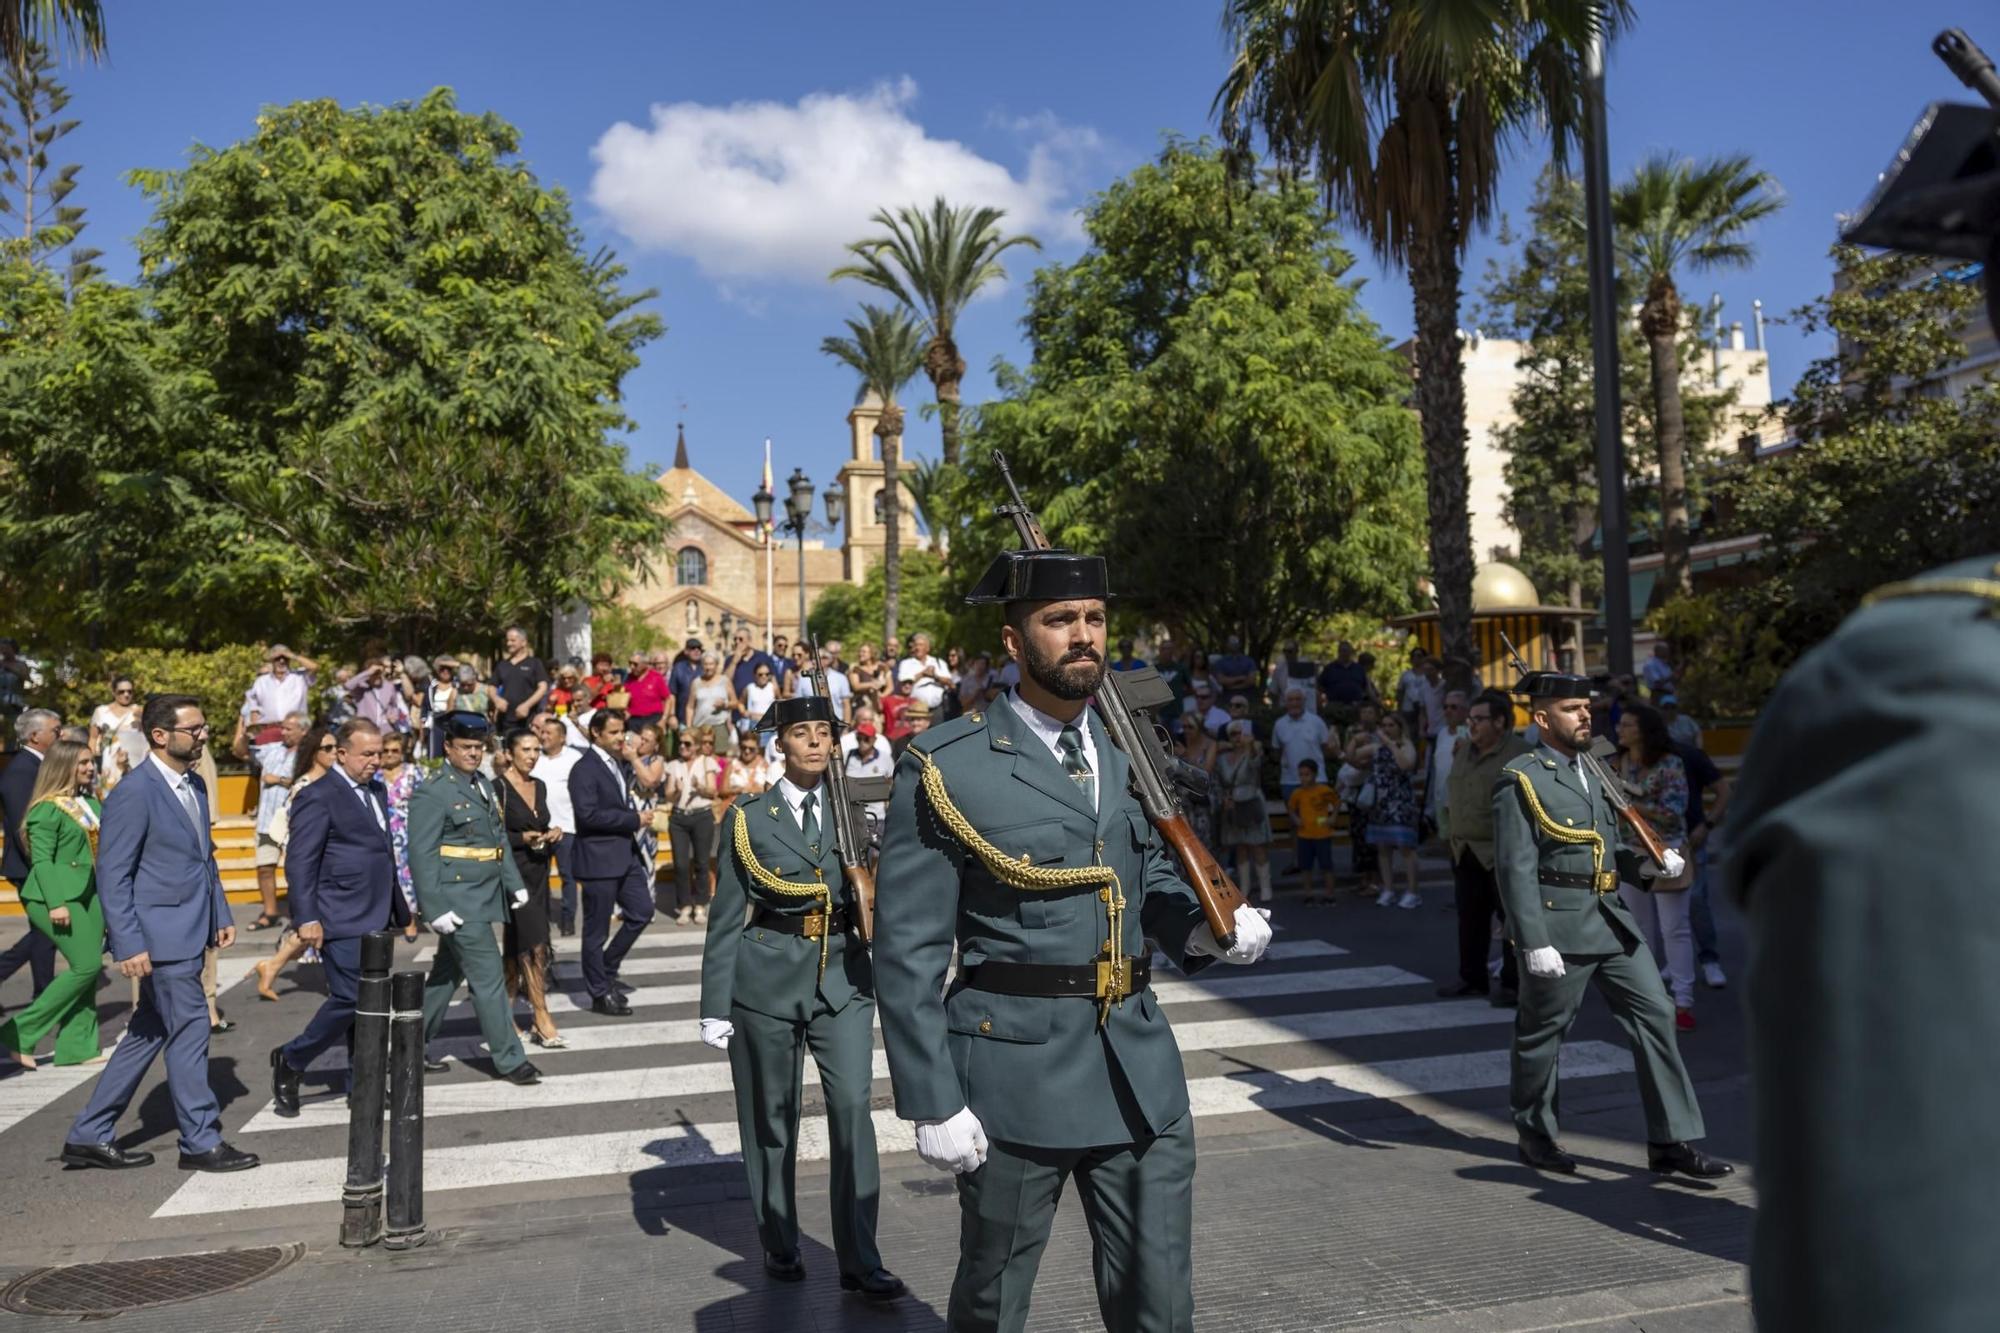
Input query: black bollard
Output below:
<box><xmin>383</xmin><ymin>968</ymin><xmax>428</xmax><ymax>1251</ymax></box>
<box><xmin>338</xmin><ymin>931</ymin><xmax>398</xmax><ymax>1248</ymax></box>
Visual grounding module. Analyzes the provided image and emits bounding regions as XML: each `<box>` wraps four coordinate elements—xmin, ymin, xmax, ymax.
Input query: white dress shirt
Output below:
<box><xmin>333</xmin><ymin>766</ymin><xmax>388</xmax><ymax>831</ymax></box>
<box><xmin>773</xmin><ymin>772</ymin><xmax>826</xmax><ymax>839</ymax></box>
<box><xmin>1008</xmin><ymin>689</ymin><xmax>1099</xmax><ymax>814</ymax></box>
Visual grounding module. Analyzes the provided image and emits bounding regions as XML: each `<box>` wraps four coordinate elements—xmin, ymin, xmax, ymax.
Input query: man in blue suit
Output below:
<box><xmin>63</xmin><ymin>695</ymin><xmax>259</xmax><ymax>1172</ymax></box>
<box><xmin>569</xmin><ymin>709</ymin><xmax>653</xmax><ymax>1015</ymax></box>
<box><xmin>0</xmin><ymin>708</ymin><xmax>60</xmax><ymax>1007</ymax></box>
<box><xmin>270</xmin><ymin>719</ymin><xmax>404</xmax><ymax>1116</ymax></box>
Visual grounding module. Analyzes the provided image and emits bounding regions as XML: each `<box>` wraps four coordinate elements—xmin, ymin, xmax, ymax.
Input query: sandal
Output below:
<box><xmin>528</xmin><ymin>1027</ymin><xmax>568</xmax><ymax>1050</ymax></box>
<box><xmin>247</xmin><ymin>914</ymin><xmax>282</xmax><ymax>932</ymax></box>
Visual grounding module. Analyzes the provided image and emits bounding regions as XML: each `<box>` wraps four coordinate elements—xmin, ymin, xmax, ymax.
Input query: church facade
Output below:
<box><xmin>618</xmin><ymin>395</ymin><xmax>920</xmax><ymax>650</ymax></box>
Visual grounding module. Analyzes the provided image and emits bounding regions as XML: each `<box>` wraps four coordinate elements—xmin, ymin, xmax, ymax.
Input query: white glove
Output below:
<box><xmin>914</xmin><ymin>1106</ymin><xmax>988</xmax><ymax>1175</ymax></box>
<box><xmin>428</xmin><ymin>911</ymin><xmax>465</xmax><ymax>935</ymax></box>
<box><xmin>511</xmin><ymin>888</ymin><xmax>530</xmax><ymax>908</ymax></box>
<box><xmin>1641</xmin><ymin>848</ymin><xmax>1686</xmax><ymax>880</ymax></box>
<box><xmin>1186</xmin><ymin>905</ymin><xmax>1273</xmax><ymax>965</ymax></box>
<box><xmin>699</xmin><ymin>1018</ymin><xmax>734</xmax><ymax>1050</ymax></box>
<box><xmin>1524</xmin><ymin>946</ymin><xmax>1566</xmax><ymax>979</ymax></box>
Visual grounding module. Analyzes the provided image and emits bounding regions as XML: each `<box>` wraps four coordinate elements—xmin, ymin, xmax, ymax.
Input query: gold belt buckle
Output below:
<box><xmin>1095</xmin><ymin>957</ymin><xmax>1130</xmax><ymax>1002</ymax></box>
<box><xmin>1594</xmin><ymin>871</ymin><xmax>1618</xmax><ymax>893</ymax></box>
<box><xmin>801</xmin><ymin>912</ymin><xmax>827</xmax><ymax>939</ymax></box>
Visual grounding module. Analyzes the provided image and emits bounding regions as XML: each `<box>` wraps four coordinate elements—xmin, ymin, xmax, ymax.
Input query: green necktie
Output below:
<box><xmin>1058</xmin><ymin>722</ymin><xmax>1095</xmax><ymax>809</ymax></box>
<box><xmin>800</xmin><ymin>791</ymin><xmax>820</xmax><ymax>854</ymax></box>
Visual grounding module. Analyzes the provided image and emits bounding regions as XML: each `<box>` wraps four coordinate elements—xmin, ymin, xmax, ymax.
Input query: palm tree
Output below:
<box><xmin>1217</xmin><ymin>0</ymin><xmax>1627</xmax><ymax>665</ymax></box>
<box><xmin>830</xmin><ymin>197</ymin><xmax>1039</xmax><ymax>468</ymax></box>
<box><xmin>821</xmin><ymin>304</ymin><xmax>924</xmax><ymax>652</ymax></box>
<box><xmin>2</xmin><ymin>2</ymin><xmax>103</xmax><ymax>70</ymax></box>
<box><xmin>1609</xmin><ymin>152</ymin><xmax>1781</xmax><ymax>597</ymax></box>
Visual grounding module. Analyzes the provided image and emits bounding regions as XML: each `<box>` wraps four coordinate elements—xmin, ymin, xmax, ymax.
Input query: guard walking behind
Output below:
<box><xmin>698</xmin><ymin>694</ymin><xmax>902</xmax><ymax>1299</ymax></box>
<box><xmin>875</xmin><ymin>548</ymin><xmax>1271</xmax><ymax>1333</ymax></box>
<box><xmin>1492</xmin><ymin>674</ymin><xmax>1727</xmax><ymax>1178</ymax></box>
<box><xmin>413</xmin><ymin>711</ymin><xmax>539</xmax><ymax>1085</ymax></box>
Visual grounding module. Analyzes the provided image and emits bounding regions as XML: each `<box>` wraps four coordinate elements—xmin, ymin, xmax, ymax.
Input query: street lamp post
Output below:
<box><xmin>753</xmin><ymin>469</ymin><xmax>847</xmax><ymax>646</ymax></box>
<box><xmin>1583</xmin><ymin>21</ymin><xmax>1633</xmax><ymax>677</ymax></box>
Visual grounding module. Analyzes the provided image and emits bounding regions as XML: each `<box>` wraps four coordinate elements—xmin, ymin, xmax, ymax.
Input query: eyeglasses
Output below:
<box><xmin>166</xmin><ymin>723</ymin><xmax>210</xmax><ymax>736</ymax></box>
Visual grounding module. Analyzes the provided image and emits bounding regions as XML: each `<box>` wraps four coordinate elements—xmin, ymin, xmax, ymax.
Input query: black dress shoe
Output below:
<box><xmin>763</xmin><ymin>1250</ymin><xmax>805</xmax><ymax>1282</ymax></box>
<box><xmin>423</xmin><ymin>1055</ymin><xmax>452</xmax><ymax>1074</ymax></box>
<box><xmin>1435</xmin><ymin>982</ymin><xmax>1488</xmax><ymax>999</ymax></box>
<box><xmin>270</xmin><ymin>1047</ymin><xmax>303</xmax><ymax>1117</ymax></box>
<box><xmin>61</xmin><ymin>1141</ymin><xmax>154</xmax><ymax>1170</ymax></box>
<box><xmin>178</xmin><ymin>1142</ymin><xmax>259</xmax><ymax>1172</ymax></box>
<box><xmin>1517</xmin><ymin>1133</ymin><xmax>1578</xmax><ymax>1174</ymax></box>
<box><xmin>1490</xmin><ymin>987</ymin><xmax>1519</xmax><ymax>1008</ymax></box>
<box><xmin>1648</xmin><ymin>1141</ymin><xmax>1734</xmax><ymax>1179</ymax></box>
<box><xmin>590</xmin><ymin>993</ymin><xmax>632</xmax><ymax>1016</ymax></box>
<box><xmin>503</xmin><ymin>1060</ymin><xmax>542</xmax><ymax>1086</ymax></box>
<box><xmin>210</xmin><ymin>1018</ymin><xmax>237</xmax><ymax>1034</ymax></box>
<box><xmin>839</xmin><ymin>1267</ymin><xmax>906</xmax><ymax>1301</ymax></box>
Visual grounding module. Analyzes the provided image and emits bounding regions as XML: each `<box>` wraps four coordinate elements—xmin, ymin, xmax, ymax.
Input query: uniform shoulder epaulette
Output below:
<box><xmin>1500</xmin><ymin>751</ymin><xmax>1547</xmax><ymax>776</ymax></box>
<box><xmin>1862</xmin><ymin>560</ymin><xmax>2000</xmax><ymax>613</ymax></box>
<box><xmin>910</xmin><ymin>710</ymin><xmax>987</xmax><ymax>756</ymax></box>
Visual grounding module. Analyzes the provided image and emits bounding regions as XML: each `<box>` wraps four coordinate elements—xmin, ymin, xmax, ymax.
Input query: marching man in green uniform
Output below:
<box><xmin>875</xmin><ymin>548</ymin><xmax>1272</xmax><ymax>1333</ymax></box>
<box><xmin>697</xmin><ymin>693</ymin><xmax>903</xmax><ymax>1300</ymax></box>
<box><xmin>1492</xmin><ymin>673</ymin><xmax>1726</xmax><ymax>1178</ymax></box>
<box><xmin>413</xmin><ymin>711</ymin><xmax>540</xmax><ymax>1086</ymax></box>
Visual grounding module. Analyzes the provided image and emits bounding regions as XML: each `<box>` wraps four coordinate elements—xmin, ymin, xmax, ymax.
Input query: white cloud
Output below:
<box><xmin>589</xmin><ymin>78</ymin><xmax>1092</xmax><ymax>285</ymax></box>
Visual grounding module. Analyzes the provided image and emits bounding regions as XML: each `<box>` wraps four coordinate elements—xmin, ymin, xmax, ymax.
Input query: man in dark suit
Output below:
<box><xmin>0</xmin><ymin>707</ymin><xmax>60</xmax><ymax>1005</ymax></box>
<box><xmin>568</xmin><ymin>708</ymin><xmax>654</xmax><ymax>1015</ymax></box>
<box><xmin>64</xmin><ymin>695</ymin><xmax>258</xmax><ymax>1172</ymax></box>
<box><xmin>270</xmin><ymin>719</ymin><xmax>403</xmax><ymax>1116</ymax></box>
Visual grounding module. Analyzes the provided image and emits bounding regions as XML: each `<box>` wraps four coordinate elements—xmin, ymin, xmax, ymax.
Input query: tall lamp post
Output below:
<box><xmin>1583</xmin><ymin>19</ymin><xmax>1633</xmax><ymax>677</ymax></box>
<box><xmin>754</xmin><ymin>469</ymin><xmax>845</xmax><ymax>645</ymax></box>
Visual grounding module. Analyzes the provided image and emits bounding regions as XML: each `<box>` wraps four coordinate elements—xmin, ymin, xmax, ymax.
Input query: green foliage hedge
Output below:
<box><xmin>28</xmin><ymin>644</ymin><xmax>276</xmax><ymax>757</ymax></box>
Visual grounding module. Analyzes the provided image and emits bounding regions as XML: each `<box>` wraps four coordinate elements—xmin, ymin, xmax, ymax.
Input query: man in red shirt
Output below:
<box><xmin>623</xmin><ymin>653</ymin><xmax>670</xmax><ymax>730</ymax></box>
<box><xmin>881</xmin><ymin>676</ymin><xmax>916</xmax><ymax>740</ymax></box>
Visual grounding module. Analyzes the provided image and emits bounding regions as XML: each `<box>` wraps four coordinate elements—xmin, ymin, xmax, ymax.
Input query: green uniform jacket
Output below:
<box><xmin>1491</xmin><ymin>744</ymin><xmax>1644</xmax><ymax>955</ymax></box>
<box><xmin>408</xmin><ymin>768</ymin><xmax>524</xmax><ymax>925</ymax></box>
<box><xmin>874</xmin><ymin>693</ymin><xmax>1213</xmax><ymax>1150</ymax></box>
<box><xmin>699</xmin><ymin>788</ymin><xmax>873</xmax><ymax>1023</ymax></box>
<box><xmin>20</xmin><ymin>798</ymin><xmax>99</xmax><ymax>907</ymax></box>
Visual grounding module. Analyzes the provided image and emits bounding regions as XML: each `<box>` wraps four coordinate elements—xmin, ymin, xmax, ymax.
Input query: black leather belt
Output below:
<box><xmin>752</xmin><ymin>905</ymin><xmax>854</xmax><ymax>938</ymax></box>
<box><xmin>959</xmin><ymin>958</ymin><xmax>1152</xmax><ymax>1000</ymax></box>
<box><xmin>1541</xmin><ymin>870</ymin><xmax>1619</xmax><ymax>894</ymax></box>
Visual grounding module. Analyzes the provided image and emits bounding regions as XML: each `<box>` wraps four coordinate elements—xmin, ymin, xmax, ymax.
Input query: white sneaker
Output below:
<box><xmin>1397</xmin><ymin>891</ymin><xmax>1422</xmax><ymax>910</ymax></box>
<box><xmin>1700</xmin><ymin>960</ymin><xmax>1728</xmax><ymax>989</ymax></box>
<box><xmin>1375</xmin><ymin>887</ymin><xmax>1397</xmax><ymax>907</ymax></box>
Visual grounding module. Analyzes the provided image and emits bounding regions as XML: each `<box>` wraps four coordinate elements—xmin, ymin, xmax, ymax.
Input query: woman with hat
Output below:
<box><xmin>697</xmin><ymin>693</ymin><xmax>902</xmax><ymax>1300</ymax></box>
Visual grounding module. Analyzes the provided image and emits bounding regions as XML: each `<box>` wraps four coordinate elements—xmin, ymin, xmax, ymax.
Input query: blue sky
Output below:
<box><xmin>50</xmin><ymin>1</ymin><xmax>1978</xmax><ymax>511</ymax></box>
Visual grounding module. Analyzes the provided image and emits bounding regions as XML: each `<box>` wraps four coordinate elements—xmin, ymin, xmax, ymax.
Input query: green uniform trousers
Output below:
<box><xmin>1512</xmin><ymin>936</ymin><xmax>1704</xmax><ymax>1145</ymax></box>
<box><xmin>949</xmin><ymin>1112</ymin><xmax>1195</xmax><ymax>1333</ymax></box>
<box><xmin>727</xmin><ymin>995</ymin><xmax>882</xmax><ymax>1275</ymax></box>
<box><xmin>0</xmin><ymin>894</ymin><xmax>103</xmax><ymax>1065</ymax></box>
<box><xmin>421</xmin><ymin>921</ymin><xmax>526</xmax><ymax>1075</ymax></box>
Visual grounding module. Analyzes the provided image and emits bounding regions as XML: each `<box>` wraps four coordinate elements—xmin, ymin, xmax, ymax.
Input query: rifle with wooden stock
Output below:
<box><xmin>991</xmin><ymin>451</ymin><xmax>1248</xmax><ymax>948</ymax></box>
<box><xmin>806</xmin><ymin>640</ymin><xmax>876</xmax><ymax>943</ymax></box>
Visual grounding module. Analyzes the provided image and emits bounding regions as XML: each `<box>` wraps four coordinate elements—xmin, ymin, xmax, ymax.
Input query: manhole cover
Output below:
<box><xmin>1</xmin><ymin>1243</ymin><xmax>303</xmax><ymax>1316</ymax></box>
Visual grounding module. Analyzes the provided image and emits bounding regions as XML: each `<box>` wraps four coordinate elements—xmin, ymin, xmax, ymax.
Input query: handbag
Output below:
<box><xmin>1354</xmin><ymin>781</ymin><xmax>1377</xmax><ymax>812</ymax></box>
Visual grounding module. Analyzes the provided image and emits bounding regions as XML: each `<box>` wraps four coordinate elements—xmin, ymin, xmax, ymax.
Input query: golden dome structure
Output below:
<box><xmin>1471</xmin><ymin>562</ymin><xmax>1540</xmax><ymax>613</ymax></box>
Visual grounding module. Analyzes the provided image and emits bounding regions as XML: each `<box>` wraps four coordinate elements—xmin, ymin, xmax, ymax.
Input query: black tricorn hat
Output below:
<box><xmin>760</xmin><ymin>694</ymin><xmax>842</xmax><ymax>734</ymax></box>
<box><xmin>1512</xmin><ymin>672</ymin><xmax>1594</xmax><ymax>701</ymax></box>
<box><xmin>440</xmin><ymin>710</ymin><xmax>492</xmax><ymax>741</ymax></box>
<box><xmin>964</xmin><ymin>549</ymin><xmax>1113</xmax><ymax>606</ymax></box>
<box><xmin>1843</xmin><ymin>100</ymin><xmax>2000</xmax><ymax>263</ymax></box>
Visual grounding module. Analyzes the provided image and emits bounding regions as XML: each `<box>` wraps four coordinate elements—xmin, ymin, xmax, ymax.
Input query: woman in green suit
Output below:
<box><xmin>0</xmin><ymin>739</ymin><xmax>107</xmax><ymax>1068</ymax></box>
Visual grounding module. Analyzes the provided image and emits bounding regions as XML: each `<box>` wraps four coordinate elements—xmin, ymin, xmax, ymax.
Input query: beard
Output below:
<box><xmin>1022</xmin><ymin>635</ymin><xmax>1106</xmax><ymax>702</ymax></box>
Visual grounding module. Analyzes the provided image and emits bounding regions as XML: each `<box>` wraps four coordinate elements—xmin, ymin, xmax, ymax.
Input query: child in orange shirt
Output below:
<box><xmin>1286</xmin><ymin>761</ymin><xmax>1340</xmax><ymax>902</ymax></box>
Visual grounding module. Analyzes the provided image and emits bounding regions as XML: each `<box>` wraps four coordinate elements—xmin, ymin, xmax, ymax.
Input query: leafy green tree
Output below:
<box><xmin>961</xmin><ymin>139</ymin><xmax>1426</xmax><ymax>674</ymax></box>
<box><xmin>1609</xmin><ymin>152</ymin><xmax>1781</xmax><ymax>596</ymax></box>
<box><xmin>0</xmin><ymin>39</ymin><xmax>98</xmax><ymax>284</ymax></box>
<box><xmin>830</xmin><ymin>197</ymin><xmax>1039</xmax><ymax>468</ymax></box>
<box><xmin>820</xmin><ymin>304</ymin><xmax>923</xmax><ymax>653</ymax></box>
<box><xmin>808</xmin><ymin>548</ymin><xmax>961</xmax><ymax>655</ymax></box>
<box><xmin>1476</xmin><ymin>169</ymin><xmax>1740</xmax><ymax>624</ymax></box>
<box><xmin>1653</xmin><ymin>246</ymin><xmax>2000</xmax><ymax>711</ymax></box>
<box><xmin>1216</xmin><ymin>0</ymin><xmax>1628</xmax><ymax>667</ymax></box>
<box><xmin>125</xmin><ymin>89</ymin><xmax>668</xmax><ymax>647</ymax></box>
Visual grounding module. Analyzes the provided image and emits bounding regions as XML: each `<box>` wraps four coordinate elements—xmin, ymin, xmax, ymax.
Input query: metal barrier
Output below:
<box><xmin>383</xmin><ymin>969</ymin><xmax>428</xmax><ymax>1251</ymax></box>
<box><xmin>338</xmin><ymin>932</ymin><xmax>396</xmax><ymax>1248</ymax></box>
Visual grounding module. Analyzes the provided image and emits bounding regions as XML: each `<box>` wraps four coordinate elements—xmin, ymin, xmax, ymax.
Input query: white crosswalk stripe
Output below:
<box><xmin>156</xmin><ymin>934</ymin><xmax>1639</xmax><ymax>1222</ymax></box>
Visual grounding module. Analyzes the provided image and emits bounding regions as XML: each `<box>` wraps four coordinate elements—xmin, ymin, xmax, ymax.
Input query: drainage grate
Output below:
<box><xmin>1</xmin><ymin>1243</ymin><xmax>303</xmax><ymax>1316</ymax></box>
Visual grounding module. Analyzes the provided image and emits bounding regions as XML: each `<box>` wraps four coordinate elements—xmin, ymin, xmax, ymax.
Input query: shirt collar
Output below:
<box><xmin>1007</xmin><ymin>689</ymin><xmax>1097</xmax><ymax>768</ymax></box>
<box><xmin>147</xmin><ymin>752</ymin><xmax>193</xmax><ymax>788</ymax></box>
<box><xmin>774</xmin><ymin>772</ymin><xmax>823</xmax><ymax>823</ymax></box>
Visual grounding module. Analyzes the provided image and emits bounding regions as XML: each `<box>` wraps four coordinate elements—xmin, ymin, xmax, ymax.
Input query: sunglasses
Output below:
<box><xmin>318</xmin><ymin>741</ymin><xmax>337</xmax><ymax>752</ymax></box>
